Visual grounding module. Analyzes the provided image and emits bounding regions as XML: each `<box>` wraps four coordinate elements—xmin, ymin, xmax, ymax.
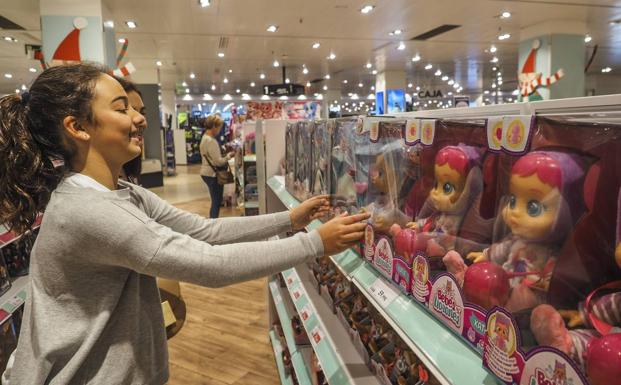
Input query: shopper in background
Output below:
<box><xmin>115</xmin><ymin>76</ymin><xmax>146</xmax><ymax>184</ymax></box>
<box><xmin>199</xmin><ymin>114</ymin><xmax>233</xmax><ymax>218</ymax></box>
<box><xmin>0</xmin><ymin>63</ymin><xmax>368</xmax><ymax>385</ymax></box>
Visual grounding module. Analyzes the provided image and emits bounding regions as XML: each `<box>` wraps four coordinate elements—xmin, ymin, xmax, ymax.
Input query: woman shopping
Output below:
<box><xmin>199</xmin><ymin>114</ymin><xmax>233</xmax><ymax>218</ymax></box>
<box><xmin>0</xmin><ymin>63</ymin><xmax>368</xmax><ymax>385</ymax></box>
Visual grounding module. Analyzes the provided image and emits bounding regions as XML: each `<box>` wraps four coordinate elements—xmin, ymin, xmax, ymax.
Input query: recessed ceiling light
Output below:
<box><xmin>490</xmin><ymin>45</ymin><xmax>497</xmax><ymax>53</ymax></box>
<box><xmin>358</xmin><ymin>83</ymin><xmax>363</xmax><ymax>88</ymax></box>
<box><xmin>397</xmin><ymin>42</ymin><xmax>406</xmax><ymax>50</ymax></box>
<box><xmin>324</xmin><ymin>74</ymin><xmax>331</xmax><ymax>80</ymax></box>
<box><xmin>203</xmin><ymin>93</ymin><xmax>213</xmax><ymax>100</ymax></box>
<box><xmin>223</xmin><ymin>94</ymin><xmax>232</xmax><ymax>100</ymax></box>
<box><xmin>602</xmin><ymin>67</ymin><xmax>612</xmax><ymax>73</ymax></box>
<box><xmin>327</xmin><ymin>52</ymin><xmax>336</xmax><ymax>60</ymax></box>
<box><xmin>407</xmin><ymin>83</ymin><xmax>413</xmax><ymax>88</ymax></box>
<box><xmin>424</xmin><ymin>64</ymin><xmax>433</xmax><ymax>70</ymax></box>
<box><xmin>448</xmin><ymin>79</ymin><xmax>454</xmax><ymax>85</ymax></box>
<box><xmin>118</xmin><ymin>38</ymin><xmax>126</xmax><ymax>43</ymax></box>
<box><xmin>211</xmin><ymin>84</ymin><xmax>216</xmax><ymax>90</ymax></box>
<box><xmin>125</xmin><ymin>20</ymin><xmax>137</xmax><ymax>29</ymax></box>
<box><xmin>155</xmin><ymin>60</ymin><xmax>162</xmax><ymax>66</ymax></box>
<box><xmin>302</xmin><ymin>66</ymin><xmax>309</xmax><ymax>74</ymax></box>
<box><xmin>484</xmin><ymin>90</ymin><xmax>490</xmax><ymax>94</ymax></box>
<box><xmin>491</xmin><ymin>57</ymin><xmax>499</xmax><ymax>63</ymax></box>
<box><xmin>500</xmin><ymin>11</ymin><xmax>511</xmax><ymax>18</ymax></box>
<box><xmin>104</xmin><ymin>20</ymin><xmax>115</xmax><ymax>28</ymax></box>
<box><xmin>260</xmin><ymin>73</ymin><xmax>266</xmax><ymax>79</ymax></box>
<box><xmin>273</xmin><ymin>59</ymin><xmax>280</xmax><ymax>67</ymax></box>
<box><xmin>434</xmin><ymin>69</ymin><xmax>442</xmax><ymax>76</ymax></box>
<box><xmin>223</xmin><ymin>77</ymin><xmax>229</xmax><ymax>83</ymax></box>
<box><xmin>250</xmin><ymin>82</ymin><xmax>256</xmax><ymax>87</ymax></box>
<box><xmin>312</xmin><ymin>42</ymin><xmax>321</xmax><ymax>49</ymax></box>
<box><xmin>371</xmin><ymin>86</ymin><xmax>375</xmax><ymax>90</ymax></box>
<box><xmin>498</xmin><ymin>33</ymin><xmax>511</xmax><ymax>40</ymax></box>
<box><xmin>21</xmin><ymin>84</ymin><xmax>27</xmax><ymax>90</ymax></box>
<box><xmin>492</xmin><ymin>83</ymin><xmax>497</xmax><ymax>88</ymax></box>
<box><xmin>441</xmin><ymin>75</ymin><xmax>448</xmax><ymax>81</ymax></box>
<box><xmin>185</xmin><ymin>88</ymin><xmax>190</xmax><ymax>93</ymax></box>
<box><xmin>181</xmin><ymin>81</ymin><xmax>188</xmax><ymax>87</ymax></box>
<box><xmin>228</xmin><ymin>69</ymin><xmax>233</xmax><ymax>73</ymax></box>
<box><xmin>585</xmin><ymin>34</ymin><xmax>592</xmax><ymax>43</ymax></box>
<box><xmin>365</xmin><ymin>62</ymin><xmax>372</xmax><ymax>69</ymax></box>
<box><xmin>372</xmin><ymin>70</ymin><xmax>378</xmax><ymax>75</ymax></box>
<box><xmin>267</xmin><ymin>25</ymin><xmax>278</xmax><ymax>33</ymax></box>
<box><xmin>342</xmin><ymin>79</ymin><xmax>348</xmax><ymax>84</ymax></box>
<box><xmin>29</xmin><ymin>67</ymin><xmax>37</xmax><ymax>73</ymax></box>
<box><xmin>236</xmin><ymin>89</ymin><xmax>241</xmax><ymax>93</ymax></box>
<box><xmin>360</xmin><ymin>5</ymin><xmax>375</xmax><ymax>14</ymax></box>
<box><xmin>285</xmin><ymin>78</ymin><xmax>290</xmax><ymax>84</ymax></box>
<box><xmin>218</xmin><ymin>52</ymin><xmax>225</xmax><ymax>58</ymax></box>
<box><xmin>412</xmin><ymin>54</ymin><xmax>421</xmax><ymax>62</ymax></box>
<box><xmin>492</xmin><ymin>66</ymin><xmax>498</xmax><ymax>71</ymax></box>
<box><xmin>394</xmin><ymin>29</ymin><xmax>402</xmax><ymax>35</ymax></box>
<box><xmin>306</xmin><ymin>81</ymin><xmax>311</xmax><ymax>87</ymax></box>
<box><xmin>190</xmin><ymin>73</ymin><xmax>196</xmax><ymax>79</ymax></box>
<box><xmin>323</xmin><ymin>85</ymin><xmax>328</xmax><ymax>90</ymax></box>
<box><xmin>199</xmin><ymin>0</ymin><xmax>211</xmax><ymax>7</ymax></box>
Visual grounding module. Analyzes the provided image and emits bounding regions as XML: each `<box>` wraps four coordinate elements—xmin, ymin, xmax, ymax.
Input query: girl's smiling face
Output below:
<box><xmin>503</xmin><ymin>173</ymin><xmax>561</xmax><ymax>240</ymax></box>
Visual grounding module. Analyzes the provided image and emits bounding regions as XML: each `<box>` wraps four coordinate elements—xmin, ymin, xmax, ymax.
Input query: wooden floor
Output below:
<box><xmin>165</xmin><ymin>198</ymin><xmax>280</xmax><ymax>385</ymax></box>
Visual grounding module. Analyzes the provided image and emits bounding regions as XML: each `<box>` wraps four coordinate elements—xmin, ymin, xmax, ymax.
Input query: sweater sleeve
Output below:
<box><xmin>130</xmin><ymin>184</ymin><xmax>292</xmax><ymax>243</ymax></box>
<box><xmin>71</xmin><ymin>199</ymin><xmax>324</xmax><ymax>288</ymax></box>
<box><xmin>208</xmin><ymin>137</ymin><xmax>228</xmax><ymax>167</ymax></box>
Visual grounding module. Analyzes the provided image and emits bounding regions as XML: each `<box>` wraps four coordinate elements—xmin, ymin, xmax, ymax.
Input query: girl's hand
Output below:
<box><xmin>290</xmin><ymin>195</ymin><xmax>330</xmax><ymax>230</ymax></box>
<box><xmin>317</xmin><ymin>213</ymin><xmax>371</xmax><ymax>256</ymax></box>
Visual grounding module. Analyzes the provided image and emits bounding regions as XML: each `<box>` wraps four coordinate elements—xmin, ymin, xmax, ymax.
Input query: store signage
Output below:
<box><xmin>263</xmin><ymin>83</ymin><xmax>305</xmax><ymax>96</ymax></box>
<box><xmin>368</xmin><ymin>277</ymin><xmax>399</xmax><ymax>309</ymax></box>
<box><xmin>417</xmin><ymin>89</ymin><xmax>444</xmax><ymax>99</ymax></box>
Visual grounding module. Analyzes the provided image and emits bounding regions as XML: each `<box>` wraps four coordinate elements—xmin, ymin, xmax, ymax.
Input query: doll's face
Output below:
<box><xmin>503</xmin><ymin>173</ymin><xmax>561</xmax><ymax>240</ymax></box>
<box><xmin>430</xmin><ymin>163</ymin><xmax>466</xmax><ymax>211</ymax></box>
<box><xmin>370</xmin><ymin>154</ymin><xmax>390</xmax><ymax>193</ymax></box>
<box><xmin>494</xmin><ymin>323</ymin><xmax>508</xmax><ymax>341</ymax></box>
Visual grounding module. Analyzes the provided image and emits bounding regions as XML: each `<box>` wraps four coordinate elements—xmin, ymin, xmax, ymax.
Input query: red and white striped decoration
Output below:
<box><xmin>112</xmin><ymin>62</ymin><xmax>136</xmax><ymax>77</ymax></box>
<box><xmin>521</xmin><ymin>69</ymin><xmax>565</xmax><ymax>97</ymax></box>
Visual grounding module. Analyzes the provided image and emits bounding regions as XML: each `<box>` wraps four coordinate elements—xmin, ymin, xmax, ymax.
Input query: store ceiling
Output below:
<box><xmin>0</xmin><ymin>0</ymin><xmax>620</xmax><ymax>99</ymax></box>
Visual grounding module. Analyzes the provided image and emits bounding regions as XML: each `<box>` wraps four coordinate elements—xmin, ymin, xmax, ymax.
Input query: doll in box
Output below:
<box><xmin>331</xmin><ymin>126</ymin><xmax>357</xmax><ymax>214</ymax></box>
<box><xmin>396</xmin><ymin>145</ymin><xmax>483</xmax><ymax>263</ymax></box>
<box><xmin>312</xmin><ymin>121</ymin><xmax>331</xmax><ymax>196</ymax></box>
<box><xmin>445</xmin><ymin>151</ymin><xmax>586</xmax><ymax>312</ymax></box>
<box><xmin>530</xmin><ymin>287</ymin><xmax>621</xmax><ymax>385</ymax></box>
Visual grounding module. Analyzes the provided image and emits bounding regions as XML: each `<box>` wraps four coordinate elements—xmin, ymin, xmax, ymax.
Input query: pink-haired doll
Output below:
<box><xmin>445</xmin><ymin>151</ymin><xmax>586</xmax><ymax>312</ymax></box>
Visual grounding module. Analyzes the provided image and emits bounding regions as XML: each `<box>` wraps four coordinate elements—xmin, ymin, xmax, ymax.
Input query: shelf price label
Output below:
<box><xmin>368</xmin><ymin>277</ymin><xmax>399</xmax><ymax>309</ymax></box>
<box><xmin>299</xmin><ymin>304</ymin><xmax>313</xmax><ymax>322</ymax></box>
<box><xmin>292</xmin><ymin>289</ymin><xmax>303</xmax><ymax>301</ymax></box>
<box><xmin>310</xmin><ymin>325</ymin><xmax>324</xmax><ymax>347</ymax></box>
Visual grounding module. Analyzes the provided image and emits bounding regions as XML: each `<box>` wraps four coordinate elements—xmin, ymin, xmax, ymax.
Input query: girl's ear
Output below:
<box><xmin>63</xmin><ymin>116</ymin><xmax>90</xmax><ymax>142</ymax></box>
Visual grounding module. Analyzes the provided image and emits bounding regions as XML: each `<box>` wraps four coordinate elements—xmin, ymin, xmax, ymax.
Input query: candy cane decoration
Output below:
<box><xmin>116</xmin><ymin>38</ymin><xmax>129</xmax><ymax>68</ymax></box>
<box><xmin>112</xmin><ymin>62</ymin><xmax>136</xmax><ymax>77</ymax></box>
<box><xmin>521</xmin><ymin>69</ymin><xmax>564</xmax><ymax>97</ymax></box>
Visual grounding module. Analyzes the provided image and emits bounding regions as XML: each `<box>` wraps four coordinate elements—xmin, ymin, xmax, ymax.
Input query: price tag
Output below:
<box><xmin>292</xmin><ymin>289</ymin><xmax>302</xmax><ymax>301</ymax></box>
<box><xmin>299</xmin><ymin>304</ymin><xmax>313</xmax><ymax>322</ymax></box>
<box><xmin>286</xmin><ymin>276</ymin><xmax>294</xmax><ymax>286</ymax></box>
<box><xmin>310</xmin><ymin>325</ymin><xmax>324</xmax><ymax>346</ymax></box>
<box><xmin>4</xmin><ymin>296</ymin><xmax>24</xmax><ymax>312</ymax></box>
<box><xmin>273</xmin><ymin>294</ymin><xmax>282</xmax><ymax>306</ymax></box>
<box><xmin>367</xmin><ymin>277</ymin><xmax>399</xmax><ymax>309</ymax></box>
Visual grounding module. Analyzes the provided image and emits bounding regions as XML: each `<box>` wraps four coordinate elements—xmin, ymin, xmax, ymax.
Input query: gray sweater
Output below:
<box><xmin>10</xmin><ymin>180</ymin><xmax>324</xmax><ymax>384</ymax></box>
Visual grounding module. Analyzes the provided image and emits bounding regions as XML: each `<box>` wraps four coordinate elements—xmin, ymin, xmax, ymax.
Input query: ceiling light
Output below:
<box><xmin>203</xmin><ymin>93</ymin><xmax>213</xmax><ymax>100</ymax></box>
<box><xmin>298</xmin><ymin>95</ymin><xmax>307</xmax><ymax>100</ymax></box>
<box><xmin>236</xmin><ymin>89</ymin><xmax>241</xmax><ymax>93</ymax></box>
<box><xmin>416</xmin><ymin>86</ymin><xmax>420</xmax><ymax>91</ymax></box>
<box><xmin>372</xmin><ymin>70</ymin><xmax>378</xmax><ymax>75</ymax></box>
<box><xmin>323</xmin><ymin>85</ymin><xmax>328</xmax><ymax>90</ymax></box>
<box><xmin>3</xmin><ymin>36</ymin><xmax>17</xmax><ymax>42</ymax></box>
<box><xmin>351</xmin><ymin>94</ymin><xmax>359</xmax><ymax>100</ymax></box>
<box><xmin>412</xmin><ymin>54</ymin><xmax>421</xmax><ymax>62</ymax></box>
<box><xmin>512</xmin><ymin>89</ymin><xmax>519</xmax><ymax>96</ymax></box>
<box><xmin>342</xmin><ymin>79</ymin><xmax>348</xmax><ymax>84</ymax></box>
<box><xmin>602</xmin><ymin>67</ymin><xmax>612</xmax><ymax>73</ymax></box>
<box><xmin>218</xmin><ymin>52</ymin><xmax>225</xmax><ymax>58</ymax></box>
<box><xmin>242</xmin><ymin>94</ymin><xmax>251</xmax><ymax>100</ymax></box>
<box><xmin>199</xmin><ymin>0</ymin><xmax>211</xmax><ymax>7</ymax></box>
<box><xmin>21</xmin><ymin>84</ymin><xmax>27</xmax><ymax>91</ymax></box>
<box><xmin>325</xmin><ymin>74</ymin><xmax>331</xmax><ymax>79</ymax></box>
<box><xmin>498</xmin><ymin>33</ymin><xmax>511</xmax><ymax>40</ymax></box>
<box><xmin>303</xmin><ymin>66</ymin><xmax>309</xmax><ymax>74</ymax></box>
<box><xmin>312</xmin><ymin>42</ymin><xmax>321</xmax><ymax>49</ymax></box>
<box><xmin>484</xmin><ymin>90</ymin><xmax>490</xmax><ymax>94</ymax></box>
<box><xmin>371</xmin><ymin>86</ymin><xmax>375</xmax><ymax>90</ymax></box>
<box><xmin>358</xmin><ymin>82</ymin><xmax>364</xmax><ymax>88</ymax></box>
<box><xmin>348</xmin><ymin>93</ymin><xmax>353</xmax><ymax>97</ymax></box>
<box><xmin>394</xmin><ymin>29</ymin><xmax>402</xmax><ymax>35</ymax></box>
<box><xmin>118</xmin><ymin>38</ymin><xmax>126</xmax><ymax>43</ymax></box>
<box><xmin>250</xmin><ymin>82</ymin><xmax>256</xmax><ymax>87</ymax></box>
<box><xmin>182</xmin><ymin>94</ymin><xmax>193</xmax><ymax>101</ymax></box>
<box><xmin>585</xmin><ymin>34</ymin><xmax>592</xmax><ymax>43</ymax></box>
<box><xmin>260</xmin><ymin>73</ymin><xmax>266</xmax><ymax>79</ymax></box>
<box><xmin>408</xmin><ymin>83</ymin><xmax>413</xmax><ymax>88</ymax></box>
<box><xmin>273</xmin><ymin>60</ymin><xmax>280</xmax><ymax>67</ymax></box>
<box><xmin>223</xmin><ymin>77</ymin><xmax>229</xmax><ymax>83</ymax></box>
<box><xmin>190</xmin><ymin>73</ymin><xmax>196</xmax><ymax>79</ymax></box>
<box><xmin>453</xmin><ymin>83</ymin><xmax>460</xmax><ymax>89</ymax></box>
<box><xmin>367</xmin><ymin>93</ymin><xmax>375</xmax><ymax>100</ymax></box>
<box><xmin>29</xmin><ymin>67</ymin><xmax>37</xmax><ymax>73</ymax></box>
<box><xmin>155</xmin><ymin>60</ymin><xmax>162</xmax><ymax>67</ymax></box>
<box><xmin>424</xmin><ymin>64</ymin><xmax>433</xmax><ymax>70</ymax></box>
<box><xmin>328</xmin><ymin>52</ymin><xmax>336</xmax><ymax>60</ymax></box>
<box><xmin>267</xmin><ymin>25</ymin><xmax>278</xmax><ymax>33</ymax></box>
<box><xmin>261</xmin><ymin>95</ymin><xmax>270</xmax><ymax>100</ymax></box>
<box><xmin>211</xmin><ymin>84</ymin><xmax>216</xmax><ymax>91</ymax></box>
<box><xmin>492</xmin><ymin>66</ymin><xmax>498</xmax><ymax>71</ymax></box>
<box><xmin>609</xmin><ymin>19</ymin><xmax>621</xmax><ymax>25</ymax></box>
<box><xmin>285</xmin><ymin>78</ymin><xmax>290</xmax><ymax>84</ymax></box>
<box><xmin>441</xmin><ymin>75</ymin><xmax>448</xmax><ymax>81</ymax></box>
<box><xmin>366</xmin><ymin>62</ymin><xmax>372</xmax><ymax>69</ymax></box>
<box><xmin>434</xmin><ymin>69</ymin><xmax>442</xmax><ymax>76</ymax></box>
<box><xmin>306</xmin><ymin>81</ymin><xmax>311</xmax><ymax>87</ymax></box>
<box><xmin>397</xmin><ymin>42</ymin><xmax>406</xmax><ymax>50</ymax></box>
<box><xmin>104</xmin><ymin>20</ymin><xmax>114</xmax><ymax>28</ymax></box>
<box><xmin>228</xmin><ymin>69</ymin><xmax>233</xmax><ymax>73</ymax></box>
<box><xmin>223</xmin><ymin>94</ymin><xmax>232</xmax><ymax>100</ymax></box>
<box><xmin>447</xmin><ymin>79</ymin><xmax>454</xmax><ymax>85</ymax></box>
<box><xmin>125</xmin><ymin>20</ymin><xmax>137</xmax><ymax>29</ymax></box>
<box><xmin>498</xmin><ymin>79</ymin><xmax>503</xmax><ymax>85</ymax></box>
<box><xmin>181</xmin><ymin>81</ymin><xmax>188</xmax><ymax>87</ymax></box>
<box><xmin>492</xmin><ymin>83</ymin><xmax>497</xmax><ymax>88</ymax></box>
<box><xmin>185</xmin><ymin>88</ymin><xmax>190</xmax><ymax>93</ymax></box>
<box><xmin>360</xmin><ymin>5</ymin><xmax>375</xmax><ymax>14</ymax></box>
<box><xmin>490</xmin><ymin>45</ymin><xmax>497</xmax><ymax>53</ymax></box>
<box><xmin>491</xmin><ymin>57</ymin><xmax>499</xmax><ymax>63</ymax></box>
<box><xmin>501</xmin><ymin>11</ymin><xmax>511</xmax><ymax>18</ymax></box>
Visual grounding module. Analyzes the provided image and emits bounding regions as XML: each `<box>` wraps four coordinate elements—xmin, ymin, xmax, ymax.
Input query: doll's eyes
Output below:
<box><xmin>509</xmin><ymin>195</ymin><xmax>516</xmax><ymax>209</ymax></box>
<box><xmin>527</xmin><ymin>200</ymin><xmax>543</xmax><ymax>217</ymax></box>
<box><xmin>442</xmin><ymin>183</ymin><xmax>454</xmax><ymax>195</ymax></box>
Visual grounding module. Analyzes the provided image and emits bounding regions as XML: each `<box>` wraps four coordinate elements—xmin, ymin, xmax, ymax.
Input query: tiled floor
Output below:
<box><xmin>150</xmin><ymin>166</ymin><xmax>279</xmax><ymax>385</ymax></box>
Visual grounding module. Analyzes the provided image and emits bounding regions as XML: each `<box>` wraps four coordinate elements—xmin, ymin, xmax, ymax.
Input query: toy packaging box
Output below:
<box><xmin>311</xmin><ymin>120</ymin><xmax>333</xmax><ymax>197</ymax></box>
<box><xmin>330</xmin><ymin>118</ymin><xmax>360</xmax><ymax>216</ymax></box>
<box><xmin>285</xmin><ymin>122</ymin><xmax>297</xmax><ymax>196</ymax></box>
<box><xmin>294</xmin><ymin>121</ymin><xmax>314</xmax><ymax>202</ymax></box>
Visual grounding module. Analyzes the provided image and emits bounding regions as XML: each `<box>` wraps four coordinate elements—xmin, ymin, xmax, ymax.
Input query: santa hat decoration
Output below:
<box><xmin>521</xmin><ymin>39</ymin><xmax>540</xmax><ymax>75</ymax></box>
<box><xmin>53</xmin><ymin>17</ymin><xmax>88</xmax><ymax>62</ymax></box>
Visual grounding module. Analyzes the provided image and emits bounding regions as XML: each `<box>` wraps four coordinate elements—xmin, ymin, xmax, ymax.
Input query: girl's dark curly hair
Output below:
<box><xmin>0</xmin><ymin>63</ymin><xmax>105</xmax><ymax>234</ymax></box>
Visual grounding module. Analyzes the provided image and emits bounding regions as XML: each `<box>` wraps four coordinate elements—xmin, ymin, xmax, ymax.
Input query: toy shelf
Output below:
<box><xmin>281</xmin><ymin>265</ymin><xmax>378</xmax><ymax>385</ymax></box>
<box><xmin>269</xmin><ymin>278</ymin><xmax>313</xmax><ymax>385</ymax></box>
<box><xmin>268</xmin><ymin>175</ymin><xmax>499</xmax><ymax>385</ymax></box>
<box><xmin>269</xmin><ymin>329</ymin><xmax>295</xmax><ymax>385</ymax></box>
<box><xmin>0</xmin><ymin>215</ymin><xmax>42</xmax><ymax>248</ymax></box>
<box><xmin>0</xmin><ymin>276</ymin><xmax>29</xmax><ymax>325</ymax></box>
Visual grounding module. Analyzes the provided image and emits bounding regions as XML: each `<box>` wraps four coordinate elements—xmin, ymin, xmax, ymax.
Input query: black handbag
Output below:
<box><xmin>204</xmin><ymin>154</ymin><xmax>234</xmax><ymax>185</ymax></box>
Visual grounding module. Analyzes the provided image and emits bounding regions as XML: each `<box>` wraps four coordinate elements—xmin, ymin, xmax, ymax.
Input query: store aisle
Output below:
<box><xmin>151</xmin><ymin>169</ymin><xmax>279</xmax><ymax>385</ymax></box>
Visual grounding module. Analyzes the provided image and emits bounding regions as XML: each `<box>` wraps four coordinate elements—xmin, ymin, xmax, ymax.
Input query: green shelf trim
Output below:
<box><xmin>269</xmin><ymin>330</ymin><xmax>294</xmax><ymax>385</ymax></box>
<box><xmin>269</xmin><ymin>279</ymin><xmax>300</xmax><ymax>355</ymax></box>
<box><xmin>291</xmin><ymin>350</ymin><xmax>313</xmax><ymax>385</ymax></box>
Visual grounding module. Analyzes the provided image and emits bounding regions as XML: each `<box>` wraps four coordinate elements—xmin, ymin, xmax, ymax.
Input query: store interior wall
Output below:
<box><xmin>136</xmin><ymin>84</ymin><xmax>163</xmax><ymax>161</ymax></box>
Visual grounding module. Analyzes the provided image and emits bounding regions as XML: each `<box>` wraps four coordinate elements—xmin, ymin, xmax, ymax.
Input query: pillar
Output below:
<box><xmin>518</xmin><ymin>21</ymin><xmax>586</xmax><ymax>101</ymax></box>
<box><xmin>375</xmin><ymin>70</ymin><xmax>406</xmax><ymax>114</ymax></box>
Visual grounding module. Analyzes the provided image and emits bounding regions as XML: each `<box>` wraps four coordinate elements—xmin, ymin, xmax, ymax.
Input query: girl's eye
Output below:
<box><xmin>117</xmin><ymin>108</ymin><xmax>128</xmax><ymax>114</ymax></box>
<box><xmin>527</xmin><ymin>200</ymin><xmax>543</xmax><ymax>217</ymax></box>
<box><xmin>443</xmin><ymin>183</ymin><xmax>454</xmax><ymax>195</ymax></box>
<box><xmin>509</xmin><ymin>194</ymin><xmax>516</xmax><ymax>209</ymax></box>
